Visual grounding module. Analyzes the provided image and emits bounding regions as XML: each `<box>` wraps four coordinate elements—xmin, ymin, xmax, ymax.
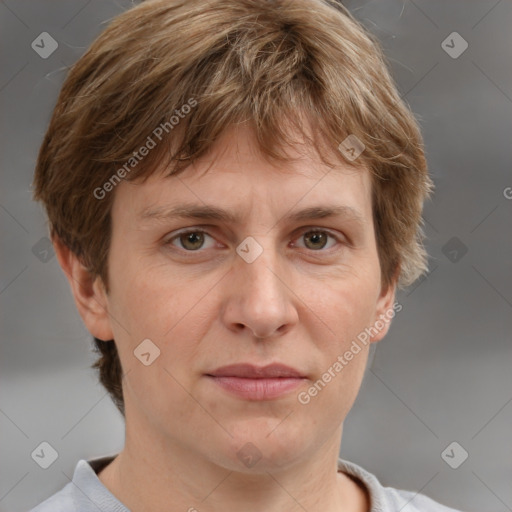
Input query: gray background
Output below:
<box><xmin>1</xmin><ymin>1</ymin><xmax>511</xmax><ymax>511</ymax></box>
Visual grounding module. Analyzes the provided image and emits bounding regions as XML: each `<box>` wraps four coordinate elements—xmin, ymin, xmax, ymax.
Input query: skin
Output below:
<box><xmin>55</xmin><ymin>121</ymin><xmax>397</xmax><ymax>512</ymax></box>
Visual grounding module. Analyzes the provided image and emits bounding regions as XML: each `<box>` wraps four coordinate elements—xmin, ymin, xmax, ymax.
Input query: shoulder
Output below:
<box><xmin>381</xmin><ymin>486</ymin><xmax>464</xmax><ymax>512</ymax></box>
<box><xmin>337</xmin><ymin>458</ymin><xmax>465</xmax><ymax>512</ymax></box>
<box><xmin>26</xmin><ymin>455</ymin><xmax>122</xmax><ymax>512</ymax></box>
<box><xmin>27</xmin><ymin>483</ymin><xmax>76</xmax><ymax>512</ymax></box>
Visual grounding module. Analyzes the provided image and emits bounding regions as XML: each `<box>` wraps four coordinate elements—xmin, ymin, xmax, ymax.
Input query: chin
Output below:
<box><xmin>217</xmin><ymin>416</ymin><xmax>312</xmax><ymax>473</ymax></box>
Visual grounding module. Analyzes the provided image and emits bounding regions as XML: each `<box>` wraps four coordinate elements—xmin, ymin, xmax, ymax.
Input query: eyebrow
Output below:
<box><xmin>139</xmin><ymin>203</ymin><xmax>366</xmax><ymax>226</ymax></box>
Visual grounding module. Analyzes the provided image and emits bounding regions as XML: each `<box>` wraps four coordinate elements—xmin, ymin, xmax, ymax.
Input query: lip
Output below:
<box><xmin>206</xmin><ymin>363</ymin><xmax>306</xmax><ymax>400</ymax></box>
<box><xmin>208</xmin><ymin>363</ymin><xmax>304</xmax><ymax>379</ymax></box>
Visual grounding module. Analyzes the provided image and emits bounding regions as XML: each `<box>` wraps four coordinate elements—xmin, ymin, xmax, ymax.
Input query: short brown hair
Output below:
<box><xmin>33</xmin><ymin>0</ymin><xmax>433</xmax><ymax>417</ymax></box>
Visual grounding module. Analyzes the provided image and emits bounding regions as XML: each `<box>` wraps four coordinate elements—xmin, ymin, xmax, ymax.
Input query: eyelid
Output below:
<box><xmin>291</xmin><ymin>226</ymin><xmax>347</xmax><ymax>249</ymax></box>
<box><xmin>164</xmin><ymin>225</ymin><xmax>348</xmax><ymax>252</ymax></box>
<box><xmin>163</xmin><ymin>227</ymin><xmax>218</xmax><ymax>246</ymax></box>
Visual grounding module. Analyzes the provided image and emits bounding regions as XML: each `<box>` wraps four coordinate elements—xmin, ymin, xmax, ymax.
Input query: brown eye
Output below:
<box><xmin>179</xmin><ymin>232</ymin><xmax>205</xmax><ymax>250</ymax></box>
<box><xmin>303</xmin><ymin>231</ymin><xmax>330</xmax><ymax>250</ymax></box>
<box><xmin>166</xmin><ymin>230</ymin><xmax>215</xmax><ymax>251</ymax></box>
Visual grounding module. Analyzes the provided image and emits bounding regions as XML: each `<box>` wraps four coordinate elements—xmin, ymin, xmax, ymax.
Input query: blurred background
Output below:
<box><xmin>1</xmin><ymin>1</ymin><xmax>511</xmax><ymax>511</ymax></box>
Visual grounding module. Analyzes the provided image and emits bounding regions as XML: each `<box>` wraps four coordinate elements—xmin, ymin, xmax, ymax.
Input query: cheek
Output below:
<box><xmin>107</xmin><ymin>257</ymin><xmax>217</xmax><ymax>373</ymax></box>
<box><xmin>107</xmin><ymin>249</ymin><xmax>183</xmax><ymax>335</ymax></box>
<box><xmin>306</xmin><ymin>267</ymin><xmax>381</xmax><ymax>349</ymax></box>
<box><xmin>107</xmin><ymin>264</ymin><xmax>215</xmax><ymax>427</ymax></box>
<box><xmin>297</xmin><ymin>347</ymin><xmax>369</xmax><ymax>439</ymax></box>
<box><xmin>294</xmin><ymin>268</ymin><xmax>379</xmax><ymax>409</ymax></box>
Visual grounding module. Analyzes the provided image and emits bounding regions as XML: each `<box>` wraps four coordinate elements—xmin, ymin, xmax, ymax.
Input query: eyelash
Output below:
<box><xmin>164</xmin><ymin>227</ymin><xmax>345</xmax><ymax>256</ymax></box>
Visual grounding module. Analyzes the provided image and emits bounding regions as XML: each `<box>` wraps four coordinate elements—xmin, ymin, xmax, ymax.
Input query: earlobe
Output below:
<box><xmin>53</xmin><ymin>235</ymin><xmax>114</xmax><ymax>342</ymax></box>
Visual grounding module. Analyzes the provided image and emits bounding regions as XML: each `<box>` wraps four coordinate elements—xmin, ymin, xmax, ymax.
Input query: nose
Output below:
<box><xmin>220</xmin><ymin>238</ymin><xmax>299</xmax><ymax>340</ymax></box>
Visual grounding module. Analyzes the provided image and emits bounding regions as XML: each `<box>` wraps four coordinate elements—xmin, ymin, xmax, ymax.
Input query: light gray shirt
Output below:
<box><xmin>28</xmin><ymin>454</ymin><xmax>464</xmax><ymax>512</ymax></box>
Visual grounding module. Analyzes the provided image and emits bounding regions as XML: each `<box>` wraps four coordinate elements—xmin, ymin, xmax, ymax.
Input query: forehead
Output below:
<box><xmin>112</xmin><ymin>123</ymin><xmax>373</xmax><ymax>226</ymax></box>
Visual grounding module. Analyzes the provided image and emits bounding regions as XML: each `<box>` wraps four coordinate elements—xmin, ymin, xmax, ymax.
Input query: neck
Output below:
<box><xmin>98</xmin><ymin>415</ymin><xmax>368</xmax><ymax>512</ymax></box>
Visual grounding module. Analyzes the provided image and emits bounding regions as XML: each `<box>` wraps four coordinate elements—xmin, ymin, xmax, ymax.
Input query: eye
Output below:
<box><xmin>165</xmin><ymin>229</ymin><xmax>216</xmax><ymax>251</ymax></box>
<box><xmin>164</xmin><ymin>227</ymin><xmax>343</xmax><ymax>255</ymax></box>
<box><xmin>293</xmin><ymin>229</ymin><xmax>341</xmax><ymax>251</ymax></box>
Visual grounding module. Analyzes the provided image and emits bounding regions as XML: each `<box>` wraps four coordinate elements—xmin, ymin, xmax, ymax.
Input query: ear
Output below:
<box><xmin>53</xmin><ymin>235</ymin><xmax>114</xmax><ymax>342</ymax></box>
<box><xmin>368</xmin><ymin>267</ymin><xmax>400</xmax><ymax>344</ymax></box>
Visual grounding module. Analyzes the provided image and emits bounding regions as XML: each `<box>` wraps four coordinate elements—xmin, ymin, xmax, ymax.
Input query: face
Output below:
<box><xmin>80</xmin><ymin>123</ymin><xmax>395</xmax><ymax>473</ymax></box>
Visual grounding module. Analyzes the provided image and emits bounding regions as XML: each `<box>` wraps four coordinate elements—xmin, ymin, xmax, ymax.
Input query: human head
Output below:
<box><xmin>33</xmin><ymin>0</ymin><xmax>433</xmax><ymax>418</ymax></box>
